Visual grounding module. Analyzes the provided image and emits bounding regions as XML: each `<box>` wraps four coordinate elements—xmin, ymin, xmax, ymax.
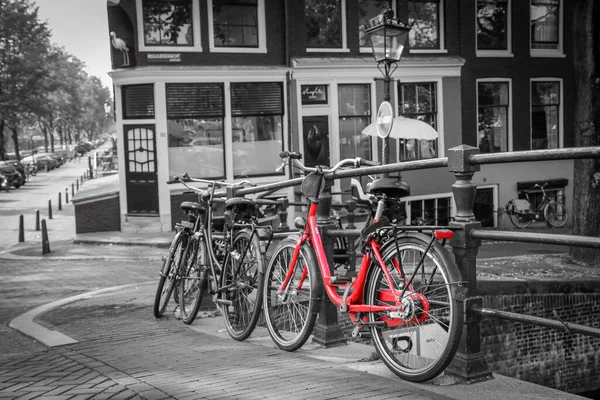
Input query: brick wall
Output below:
<box><xmin>480</xmin><ymin>293</ymin><xmax>600</xmax><ymax>395</ymax></box>
<box><xmin>74</xmin><ymin>194</ymin><xmax>121</xmax><ymax>234</ymax></box>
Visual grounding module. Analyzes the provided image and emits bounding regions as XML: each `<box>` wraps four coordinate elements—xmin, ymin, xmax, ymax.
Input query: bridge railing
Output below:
<box><xmin>232</xmin><ymin>145</ymin><xmax>600</xmax><ymax>382</ymax></box>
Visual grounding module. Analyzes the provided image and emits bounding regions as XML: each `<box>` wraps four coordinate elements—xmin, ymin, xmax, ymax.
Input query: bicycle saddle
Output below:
<box><xmin>225</xmin><ymin>197</ymin><xmax>256</xmax><ymax>211</ymax></box>
<box><xmin>366</xmin><ymin>177</ymin><xmax>410</xmax><ymax>198</ymax></box>
<box><xmin>180</xmin><ymin>201</ymin><xmax>206</xmax><ymax>213</ymax></box>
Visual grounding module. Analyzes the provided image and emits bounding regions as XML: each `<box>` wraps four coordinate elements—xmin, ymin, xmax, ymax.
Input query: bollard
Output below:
<box><xmin>65</xmin><ymin>188</ymin><xmax>69</xmax><ymax>203</ymax></box>
<box><xmin>48</xmin><ymin>199</ymin><xmax>53</xmax><ymax>219</ymax></box>
<box><xmin>311</xmin><ymin>178</ymin><xmax>347</xmax><ymax>348</ymax></box>
<box><xmin>18</xmin><ymin>215</ymin><xmax>24</xmax><ymax>243</ymax></box>
<box><xmin>76</xmin><ymin>180</ymin><xmax>79</xmax><ymax>191</ymax></box>
<box><xmin>445</xmin><ymin>145</ymin><xmax>493</xmax><ymax>383</ymax></box>
<box><xmin>71</xmin><ymin>183</ymin><xmax>74</xmax><ymax>198</ymax></box>
<box><xmin>58</xmin><ymin>192</ymin><xmax>62</xmax><ymax>210</ymax></box>
<box><xmin>35</xmin><ymin>209</ymin><xmax>40</xmax><ymax>231</ymax></box>
<box><xmin>45</xmin><ymin>163</ymin><xmax>48</xmax><ymax>173</ymax></box>
<box><xmin>41</xmin><ymin>219</ymin><xmax>51</xmax><ymax>254</ymax></box>
<box><xmin>276</xmin><ymin>198</ymin><xmax>289</xmax><ymax>231</ymax></box>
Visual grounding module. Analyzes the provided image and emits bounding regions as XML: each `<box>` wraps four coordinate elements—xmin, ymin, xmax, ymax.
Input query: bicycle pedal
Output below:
<box><xmin>329</xmin><ymin>275</ymin><xmax>352</xmax><ymax>285</ymax></box>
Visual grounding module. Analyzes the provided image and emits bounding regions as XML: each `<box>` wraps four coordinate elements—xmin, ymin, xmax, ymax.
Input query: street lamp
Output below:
<box><xmin>365</xmin><ymin>8</ymin><xmax>410</xmax><ymax>169</ymax></box>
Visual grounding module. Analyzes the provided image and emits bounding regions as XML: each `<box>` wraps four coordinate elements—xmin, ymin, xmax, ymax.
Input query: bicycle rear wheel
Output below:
<box><xmin>179</xmin><ymin>237</ymin><xmax>208</xmax><ymax>325</ymax></box>
<box><xmin>507</xmin><ymin>201</ymin><xmax>532</xmax><ymax>228</ymax></box>
<box><xmin>365</xmin><ymin>233</ymin><xmax>463</xmax><ymax>382</ymax></box>
<box><xmin>153</xmin><ymin>231</ymin><xmax>185</xmax><ymax>318</ymax></box>
<box><xmin>220</xmin><ymin>229</ymin><xmax>265</xmax><ymax>341</ymax></box>
<box><xmin>263</xmin><ymin>237</ymin><xmax>322</xmax><ymax>351</ymax></box>
<box><xmin>544</xmin><ymin>201</ymin><xmax>568</xmax><ymax>228</ymax></box>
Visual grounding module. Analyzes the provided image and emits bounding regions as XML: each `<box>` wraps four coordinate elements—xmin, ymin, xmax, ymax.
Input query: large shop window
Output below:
<box><xmin>166</xmin><ymin>83</ymin><xmax>225</xmax><ymax>179</ymax></box>
<box><xmin>358</xmin><ymin>0</ymin><xmax>389</xmax><ymax>51</ymax></box>
<box><xmin>305</xmin><ymin>0</ymin><xmax>346</xmax><ymax>50</ymax></box>
<box><xmin>122</xmin><ymin>84</ymin><xmax>155</xmax><ymax>119</ymax></box>
<box><xmin>230</xmin><ymin>82</ymin><xmax>284</xmax><ymax>178</ymax></box>
<box><xmin>408</xmin><ymin>0</ymin><xmax>443</xmax><ymax>50</ymax></box>
<box><xmin>531</xmin><ymin>80</ymin><xmax>561</xmax><ymax>150</ymax></box>
<box><xmin>398</xmin><ymin>82</ymin><xmax>438</xmax><ymax>161</ymax></box>
<box><xmin>212</xmin><ymin>0</ymin><xmax>258</xmax><ymax>47</ymax></box>
<box><xmin>477</xmin><ymin>80</ymin><xmax>510</xmax><ymax>153</ymax></box>
<box><xmin>476</xmin><ymin>0</ymin><xmax>510</xmax><ymax>54</ymax></box>
<box><xmin>530</xmin><ymin>0</ymin><xmax>561</xmax><ymax>54</ymax></box>
<box><xmin>338</xmin><ymin>84</ymin><xmax>372</xmax><ymax>160</ymax></box>
<box><xmin>142</xmin><ymin>0</ymin><xmax>194</xmax><ymax>46</ymax></box>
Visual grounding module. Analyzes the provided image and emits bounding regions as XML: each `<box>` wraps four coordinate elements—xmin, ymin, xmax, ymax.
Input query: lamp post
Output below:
<box><xmin>365</xmin><ymin>8</ymin><xmax>410</xmax><ymax>171</ymax></box>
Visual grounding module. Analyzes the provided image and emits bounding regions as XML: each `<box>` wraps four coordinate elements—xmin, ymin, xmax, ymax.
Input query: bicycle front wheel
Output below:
<box><xmin>220</xmin><ymin>229</ymin><xmax>265</xmax><ymax>341</ymax></box>
<box><xmin>544</xmin><ymin>201</ymin><xmax>568</xmax><ymax>228</ymax></box>
<box><xmin>179</xmin><ymin>237</ymin><xmax>208</xmax><ymax>325</ymax></box>
<box><xmin>263</xmin><ymin>237</ymin><xmax>322</xmax><ymax>351</ymax></box>
<box><xmin>153</xmin><ymin>231</ymin><xmax>185</xmax><ymax>318</ymax></box>
<box><xmin>507</xmin><ymin>201</ymin><xmax>532</xmax><ymax>229</ymax></box>
<box><xmin>365</xmin><ymin>234</ymin><xmax>463</xmax><ymax>382</ymax></box>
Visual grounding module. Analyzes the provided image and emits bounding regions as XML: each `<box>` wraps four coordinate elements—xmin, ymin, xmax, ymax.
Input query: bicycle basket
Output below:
<box><xmin>512</xmin><ymin>199</ymin><xmax>531</xmax><ymax>212</ymax></box>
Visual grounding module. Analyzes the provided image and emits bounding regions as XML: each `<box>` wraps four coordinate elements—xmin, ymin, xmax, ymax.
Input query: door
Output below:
<box><xmin>124</xmin><ymin>125</ymin><xmax>159</xmax><ymax>214</ymax></box>
<box><xmin>302</xmin><ymin>116</ymin><xmax>330</xmax><ymax>168</ymax></box>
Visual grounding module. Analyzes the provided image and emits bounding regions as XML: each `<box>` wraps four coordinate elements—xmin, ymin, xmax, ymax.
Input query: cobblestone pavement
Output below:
<box><xmin>1</xmin><ymin>282</ymin><xmax>453</xmax><ymax>400</ymax></box>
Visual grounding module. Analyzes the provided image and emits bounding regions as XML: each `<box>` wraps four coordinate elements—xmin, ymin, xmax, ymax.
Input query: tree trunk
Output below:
<box><xmin>9</xmin><ymin>126</ymin><xmax>20</xmax><ymax>160</ymax></box>
<box><xmin>0</xmin><ymin>120</ymin><xmax>5</xmax><ymax>160</ymax></box>
<box><xmin>570</xmin><ymin>0</ymin><xmax>600</xmax><ymax>264</ymax></box>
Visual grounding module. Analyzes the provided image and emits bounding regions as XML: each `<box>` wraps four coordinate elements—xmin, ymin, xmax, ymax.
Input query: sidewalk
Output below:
<box><xmin>0</xmin><ymin>211</ymin><xmax>595</xmax><ymax>399</ymax></box>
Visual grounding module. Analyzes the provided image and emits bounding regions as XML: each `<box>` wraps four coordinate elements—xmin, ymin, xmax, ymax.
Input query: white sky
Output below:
<box><xmin>34</xmin><ymin>0</ymin><xmax>114</xmax><ymax>93</ymax></box>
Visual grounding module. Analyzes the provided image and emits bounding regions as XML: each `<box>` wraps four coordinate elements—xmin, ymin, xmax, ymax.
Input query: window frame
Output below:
<box><xmin>358</xmin><ymin>0</ymin><xmax>396</xmax><ymax>54</ymax></box>
<box><xmin>306</xmin><ymin>0</ymin><xmax>349</xmax><ymax>53</ymax></box>
<box><xmin>407</xmin><ymin>0</ymin><xmax>447</xmax><ymax>54</ymax></box>
<box><xmin>475</xmin><ymin>0</ymin><xmax>513</xmax><ymax>58</ymax></box>
<box><xmin>476</xmin><ymin>78</ymin><xmax>513</xmax><ymax>153</ymax></box>
<box><xmin>136</xmin><ymin>0</ymin><xmax>202</xmax><ymax>52</ymax></box>
<box><xmin>337</xmin><ymin>83</ymin><xmax>373</xmax><ymax>161</ymax></box>
<box><xmin>530</xmin><ymin>0</ymin><xmax>564</xmax><ymax>58</ymax></box>
<box><xmin>394</xmin><ymin>78</ymin><xmax>445</xmax><ymax>161</ymax></box>
<box><xmin>530</xmin><ymin>77</ymin><xmax>563</xmax><ymax>149</ymax></box>
<box><xmin>207</xmin><ymin>0</ymin><xmax>267</xmax><ymax>53</ymax></box>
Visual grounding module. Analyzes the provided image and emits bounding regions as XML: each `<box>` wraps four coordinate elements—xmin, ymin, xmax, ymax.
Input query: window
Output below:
<box><xmin>477</xmin><ymin>80</ymin><xmax>511</xmax><ymax>153</ymax></box>
<box><xmin>305</xmin><ymin>0</ymin><xmax>347</xmax><ymax>51</ymax></box>
<box><xmin>358</xmin><ymin>0</ymin><xmax>390</xmax><ymax>51</ymax></box>
<box><xmin>166</xmin><ymin>83</ymin><xmax>225</xmax><ymax>179</ymax></box>
<box><xmin>531</xmin><ymin>0</ymin><xmax>562</xmax><ymax>55</ymax></box>
<box><xmin>230</xmin><ymin>82</ymin><xmax>284</xmax><ymax>177</ymax></box>
<box><xmin>398</xmin><ymin>82</ymin><xmax>438</xmax><ymax>161</ymax></box>
<box><xmin>476</xmin><ymin>0</ymin><xmax>510</xmax><ymax>55</ymax></box>
<box><xmin>531</xmin><ymin>80</ymin><xmax>561</xmax><ymax>149</ymax></box>
<box><xmin>338</xmin><ymin>84</ymin><xmax>371</xmax><ymax>160</ymax></box>
<box><xmin>410</xmin><ymin>196</ymin><xmax>452</xmax><ymax>225</ymax></box>
<box><xmin>207</xmin><ymin>0</ymin><xmax>266</xmax><ymax>53</ymax></box>
<box><xmin>138</xmin><ymin>0</ymin><xmax>201</xmax><ymax>52</ymax></box>
<box><xmin>408</xmin><ymin>0</ymin><xmax>444</xmax><ymax>51</ymax></box>
<box><xmin>122</xmin><ymin>84</ymin><xmax>155</xmax><ymax>119</ymax></box>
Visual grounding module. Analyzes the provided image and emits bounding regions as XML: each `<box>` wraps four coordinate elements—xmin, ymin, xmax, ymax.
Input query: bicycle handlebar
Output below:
<box><xmin>277</xmin><ymin>151</ymin><xmax>378</xmax><ymax>174</ymax></box>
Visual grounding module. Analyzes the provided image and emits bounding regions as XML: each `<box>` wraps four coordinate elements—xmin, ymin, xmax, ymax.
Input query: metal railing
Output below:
<box><xmin>229</xmin><ymin>145</ymin><xmax>600</xmax><ymax>382</ymax></box>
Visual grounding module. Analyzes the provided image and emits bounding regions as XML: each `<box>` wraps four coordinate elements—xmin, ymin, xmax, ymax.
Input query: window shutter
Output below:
<box><xmin>231</xmin><ymin>82</ymin><xmax>283</xmax><ymax>116</ymax></box>
<box><xmin>166</xmin><ymin>83</ymin><xmax>224</xmax><ymax>118</ymax></box>
<box><xmin>122</xmin><ymin>84</ymin><xmax>155</xmax><ymax>119</ymax></box>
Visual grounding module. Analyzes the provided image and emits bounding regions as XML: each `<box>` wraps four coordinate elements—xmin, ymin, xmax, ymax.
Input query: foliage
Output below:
<box><xmin>0</xmin><ymin>0</ymin><xmax>113</xmax><ymax>160</ymax></box>
<box><xmin>305</xmin><ymin>0</ymin><xmax>342</xmax><ymax>48</ymax></box>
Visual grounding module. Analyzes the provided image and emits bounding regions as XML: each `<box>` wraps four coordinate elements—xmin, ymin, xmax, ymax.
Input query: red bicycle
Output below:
<box><xmin>263</xmin><ymin>152</ymin><xmax>464</xmax><ymax>382</ymax></box>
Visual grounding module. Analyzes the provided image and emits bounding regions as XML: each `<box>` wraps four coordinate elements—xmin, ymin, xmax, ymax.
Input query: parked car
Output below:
<box><xmin>3</xmin><ymin>160</ymin><xmax>26</xmax><ymax>179</ymax></box>
<box><xmin>21</xmin><ymin>154</ymin><xmax>57</xmax><ymax>171</ymax></box>
<box><xmin>38</xmin><ymin>152</ymin><xmax>64</xmax><ymax>167</ymax></box>
<box><xmin>0</xmin><ymin>162</ymin><xmax>23</xmax><ymax>188</ymax></box>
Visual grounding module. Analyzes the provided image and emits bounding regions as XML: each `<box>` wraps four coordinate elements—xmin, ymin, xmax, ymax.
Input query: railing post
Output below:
<box><xmin>445</xmin><ymin>145</ymin><xmax>493</xmax><ymax>382</ymax></box>
<box><xmin>312</xmin><ymin>178</ymin><xmax>347</xmax><ymax>348</ymax></box>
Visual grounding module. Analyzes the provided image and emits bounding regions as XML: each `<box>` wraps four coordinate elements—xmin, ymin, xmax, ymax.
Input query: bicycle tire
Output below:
<box><xmin>263</xmin><ymin>237</ymin><xmax>322</xmax><ymax>351</ymax></box>
<box><xmin>544</xmin><ymin>201</ymin><xmax>568</xmax><ymax>228</ymax></box>
<box><xmin>153</xmin><ymin>231</ymin><xmax>185</xmax><ymax>318</ymax></box>
<box><xmin>179</xmin><ymin>237</ymin><xmax>208</xmax><ymax>325</ymax></box>
<box><xmin>365</xmin><ymin>233</ymin><xmax>463</xmax><ymax>382</ymax></box>
<box><xmin>220</xmin><ymin>229</ymin><xmax>264</xmax><ymax>341</ymax></box>
<box><xmin>507</xmin><ymin>200</ymin><xmax>533</xmax><ymax>229</ymax></box>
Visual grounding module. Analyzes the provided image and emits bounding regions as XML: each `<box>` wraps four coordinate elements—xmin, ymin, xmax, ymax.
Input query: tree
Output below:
<box><xmin>571</xmin><ymin>0</ymin><xmax>600</xmax><ymax>264</ymax></box>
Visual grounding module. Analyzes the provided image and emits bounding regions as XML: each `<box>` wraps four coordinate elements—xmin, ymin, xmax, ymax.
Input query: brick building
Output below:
<box><xmin>106</xmin><ymin>0</ymin><xmax>573</xmax><ymax>232</ymax></box>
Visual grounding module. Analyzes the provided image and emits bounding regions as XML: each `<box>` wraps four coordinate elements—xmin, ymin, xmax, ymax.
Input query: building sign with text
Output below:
<box><xmin>301</xmin><ymin>85</ymin><xmax>328</xmax><ymax>105</ymax></box>
<box><xmin>146</xmin><ymin>53</ymin><xmax>182</xmax><ymax>63</ymax></box>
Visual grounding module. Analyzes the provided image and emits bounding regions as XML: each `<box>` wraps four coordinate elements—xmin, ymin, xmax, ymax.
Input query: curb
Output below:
<box><xmin>9</xmin><ymin>282</ymin><xmax>154</xmax><ymax>347</ymax></box>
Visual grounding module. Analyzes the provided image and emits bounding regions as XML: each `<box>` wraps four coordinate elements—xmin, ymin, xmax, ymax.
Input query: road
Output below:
<box><xmin>0</xmin><ymin>153</ymin><xmax>95</xmax><ymax>253</ymax></box>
